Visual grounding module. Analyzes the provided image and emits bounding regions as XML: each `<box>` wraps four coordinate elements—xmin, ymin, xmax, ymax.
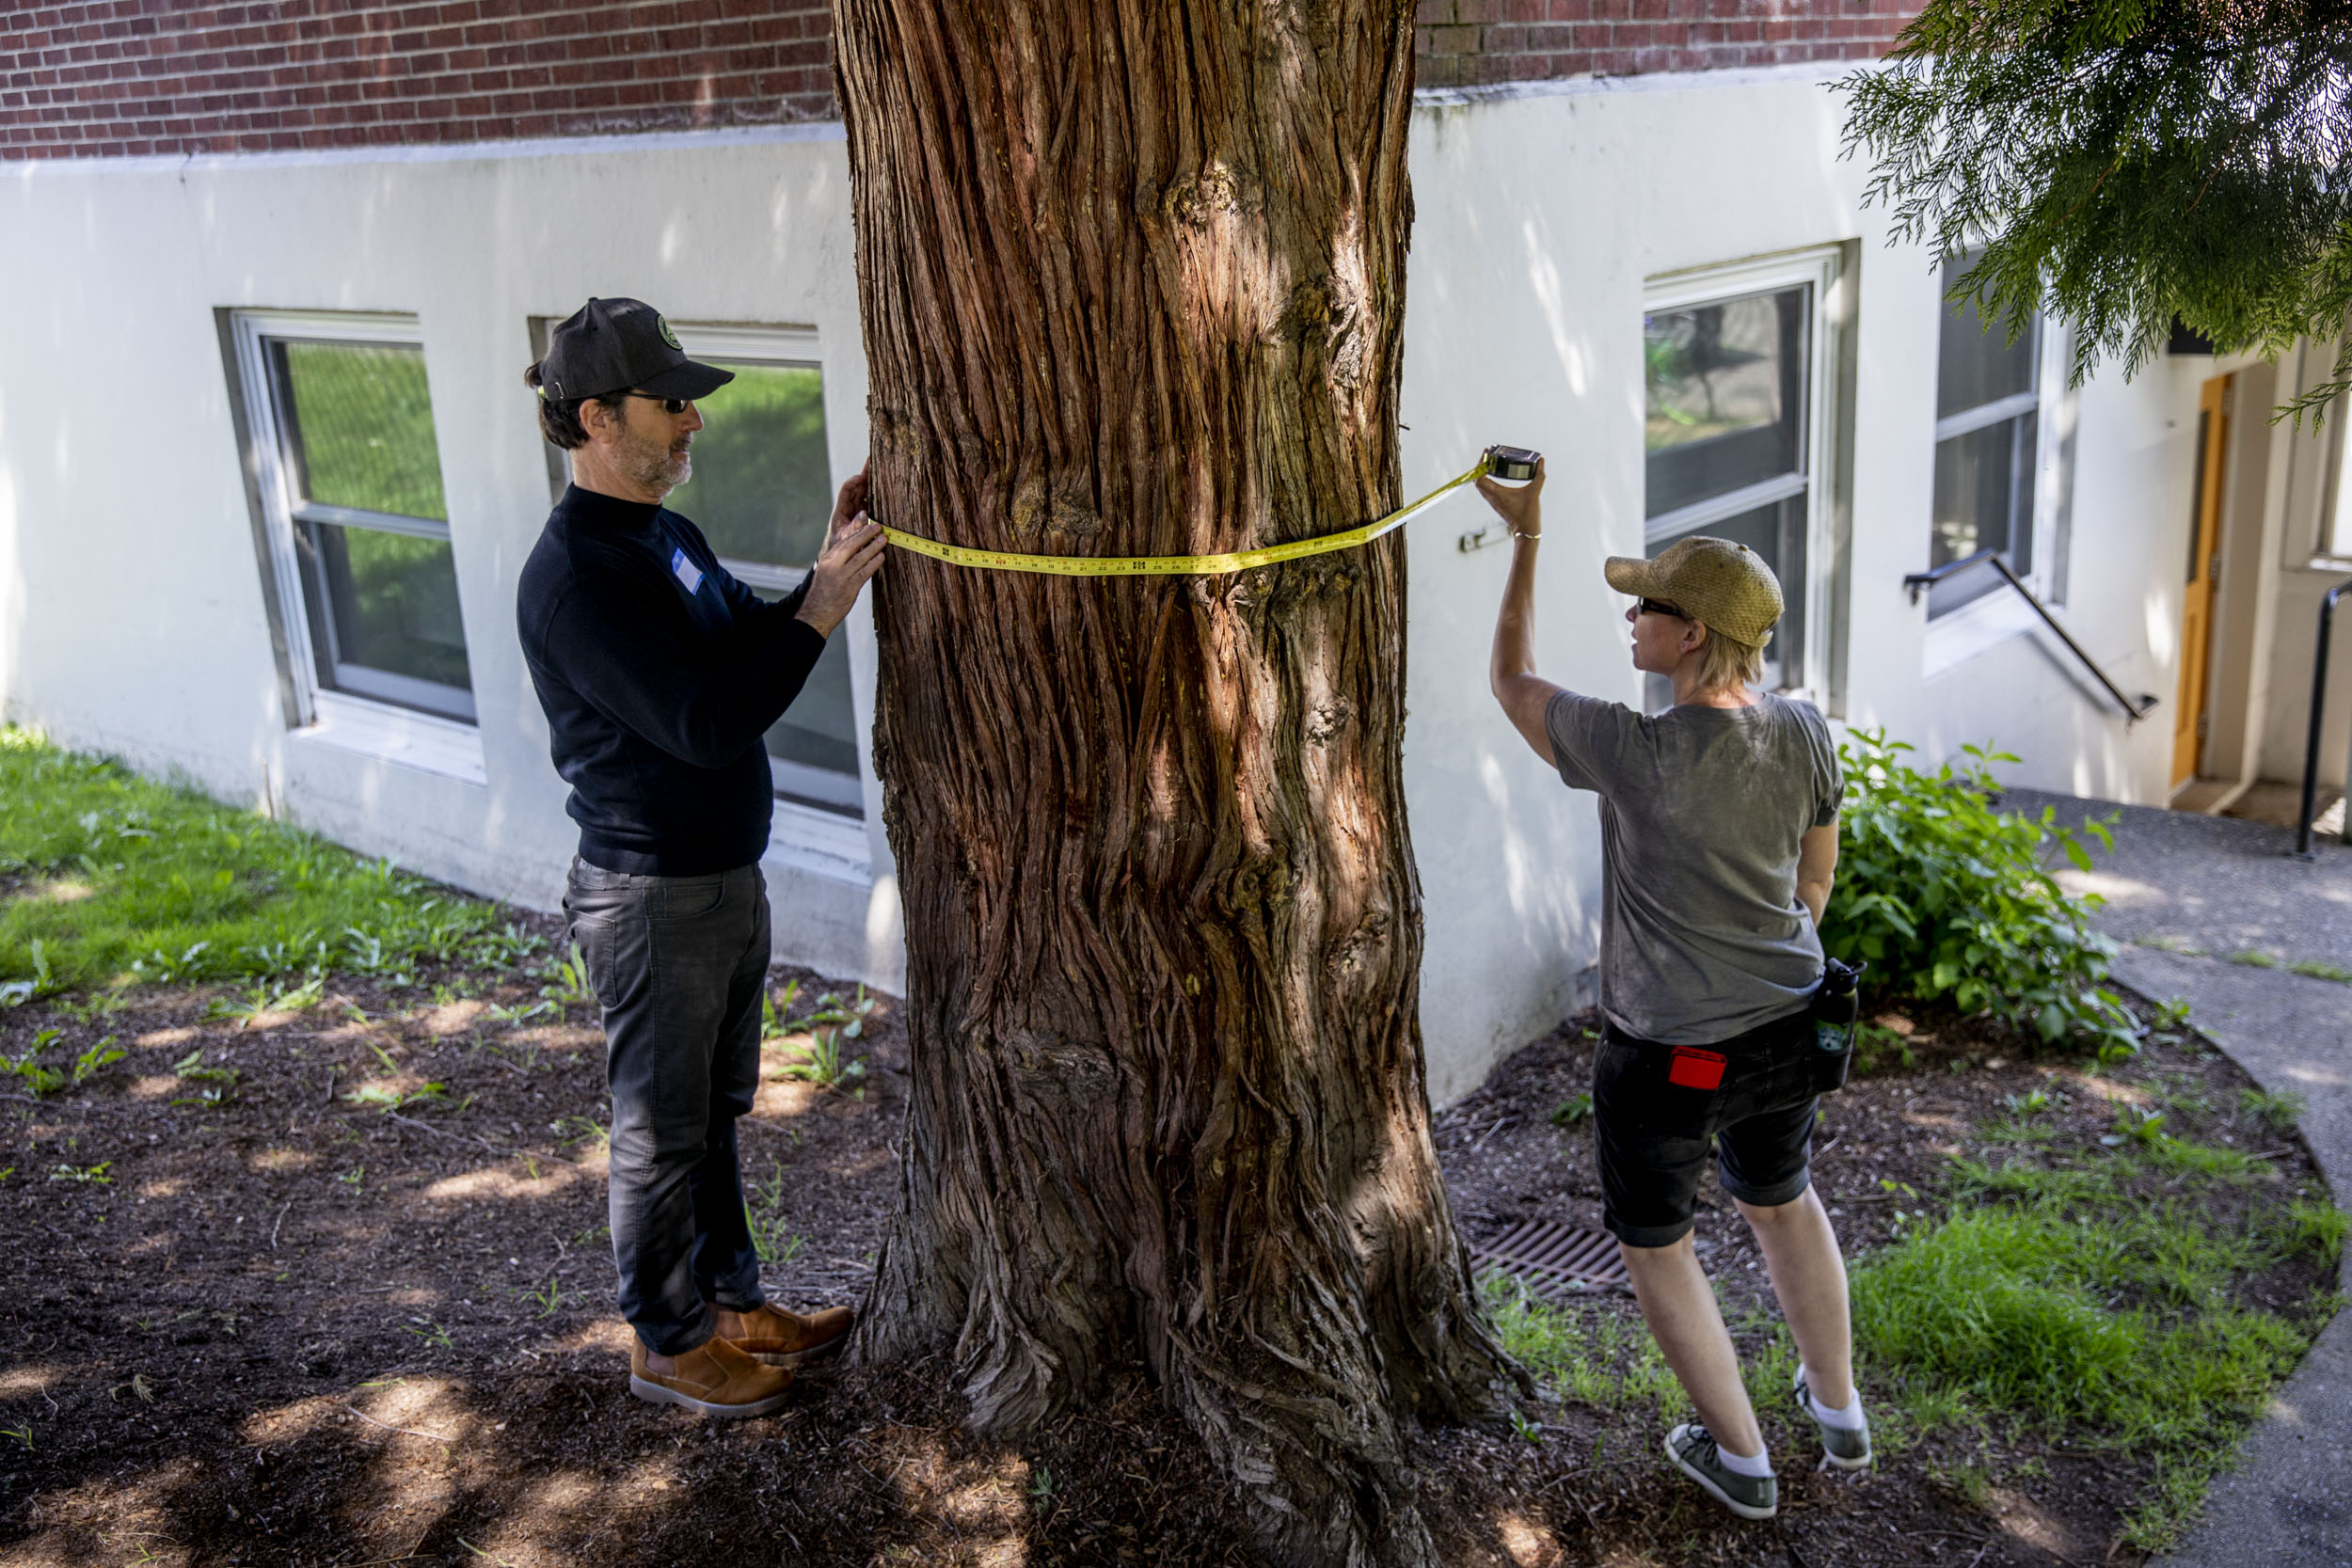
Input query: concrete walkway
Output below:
<box><xmin>2006</xmin><ymin>790</ymin><xmax>2352</xmax><ymax>1567</ymax></box>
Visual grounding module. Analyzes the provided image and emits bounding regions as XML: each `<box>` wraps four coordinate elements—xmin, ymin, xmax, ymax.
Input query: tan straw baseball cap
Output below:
<box><xmin>1603</xmin><ymin>535</ymin><xmax>1784</xmax><ymax>646</ymax></box>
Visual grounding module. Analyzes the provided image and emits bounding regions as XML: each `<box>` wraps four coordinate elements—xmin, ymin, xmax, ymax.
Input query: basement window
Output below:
<box><xmin>230</xmin><ymin>310</ymin><xmax>484</xmax><ymax>784</ymax></box>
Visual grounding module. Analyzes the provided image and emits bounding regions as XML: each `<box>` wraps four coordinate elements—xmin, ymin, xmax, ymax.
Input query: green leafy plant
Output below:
<box><xmin>0</xmin><ymin>938</ymin><xmax>55</xmax><ymax>1006</ymax></box>
<box><xmin>405</xmin><ymin>1319</ymin><xmax>455</xmax><ymax>1350</ymax></box>
<box><xmin>549</xmin><ymin>1115</ymin><xmax>609</xmax><ymax>1153</ymax></box>
<box><xmin>1826</xmin><ymin>731</ymin><xmax>2126</xmax><ymax>1052</ymax></box>
<box><xmin>759</xmin><ymin>977</ymin><xmax>803</xmax><ymax>1040</ymax></box>
<box><xmin>743</xmin><ymin>1158</ymin><xmax>806</xmax><ymax>1266</ymax></box>
<box><xmin>1851</xmin><ymin>1020</ymin><xmax>1916</xmax><ymax>1077</ymax></box>
<box><xmin>2003</xmin><ymin>1086</ymin><xmax>2055</xmax><ymax>1117</ymax></box>
<box><xmin>48</xmin><ymin>1160</ymin><xmax>112</xmax><ymax>1184</ymax></box>
<box><xmin>776</xmin><ymin>1027</ymin><xmax>866</xmax><ymax>1090</ymax></box>
<box><xmin>71</xmin><ymin>1036</ymin><xmax>125</xmax><ymax>1086</ymax></box>
<box><xmin>539</xmin><ymin>944</ymin><xmax>596</xmax><ymax>1008</ymax></box>
<box><xmin>1549</xmin><ymin>1093</ymin><xmax>1593</xmax><ymax>1127</ymax></box>
<box><xmin>6</xmin><ymin>1027</ymin><xmax>68</xmax><ymax>1096</ymax></box>
<box><xmin>791</xmin><ymin>984</ymin><xmax>876</xmax><ymax>1038</ymax></box>
<box><xmin>203</xmin><ymin>974</ymin><xmax>326</xmax><ymax>1025</ymax></box>
<box><xmin>169</xmin><ymin>1048</ymin><xmax>240</xmax><ymax>1108</ymax></box>
<box><xmin>519</xmin><ymin>1277</ymin><xmax>582</xmax><ymax>1318</ymax></box>
<box><xmin>2237</xmin><ymin>1087</ymin><xmax>2307</xmax><ymax>1131</ymax></box>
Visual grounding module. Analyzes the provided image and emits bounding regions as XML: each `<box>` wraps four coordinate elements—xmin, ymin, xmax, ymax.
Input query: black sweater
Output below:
<box><xmin>516</xmin><ymin>484</ymin><xmax>827</xmax><ymax>876</ymax></box>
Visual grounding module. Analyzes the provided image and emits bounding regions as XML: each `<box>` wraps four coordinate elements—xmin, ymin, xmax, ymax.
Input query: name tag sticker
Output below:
<box><xmin>670</xmin><ymin>547</ymin><xmax>704</xmax><ymax>595</ymax></box>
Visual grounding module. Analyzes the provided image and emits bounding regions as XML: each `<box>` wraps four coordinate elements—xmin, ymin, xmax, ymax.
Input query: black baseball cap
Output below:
<box><xmin>535</xmin><ymin>297</ymin><xmax>734</xmax><ymax>403</ymax></box>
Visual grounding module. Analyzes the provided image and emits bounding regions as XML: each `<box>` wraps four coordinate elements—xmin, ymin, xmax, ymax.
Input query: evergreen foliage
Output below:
<box><xmin>1840</xmin><ymin>0</ymin><xmax>2352</xmax><ymax>420</ymax></box>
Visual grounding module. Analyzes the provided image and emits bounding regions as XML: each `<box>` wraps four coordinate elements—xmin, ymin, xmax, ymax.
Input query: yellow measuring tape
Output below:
<box><xmin>878</xmin><ymin>452</ymin><xmax>1494</xmax><ymax>577</ymax></box>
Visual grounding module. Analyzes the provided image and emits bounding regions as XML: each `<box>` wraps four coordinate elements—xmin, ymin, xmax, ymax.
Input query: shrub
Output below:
<box><xmin>1824</xmin><ymin>729</ymin><xmax>2135</xmax><ymax>1054</ymax></box>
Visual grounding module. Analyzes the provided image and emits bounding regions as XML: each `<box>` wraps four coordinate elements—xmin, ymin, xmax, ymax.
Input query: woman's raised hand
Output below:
<box><xmin>1474</xmin><ymin>455</ymin><xmax>1546</xmax><ymax>540</ymax></box>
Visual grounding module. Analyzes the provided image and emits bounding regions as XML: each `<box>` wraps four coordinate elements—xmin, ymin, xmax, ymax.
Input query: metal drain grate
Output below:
<box><xmin>1470</xmin><ymin>1217</ymin><xmax>1628</xmax><ymax>1299</ymax></box>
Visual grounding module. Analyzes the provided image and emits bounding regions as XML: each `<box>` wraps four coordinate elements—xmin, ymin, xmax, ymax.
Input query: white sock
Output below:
<box><xmin>1800</xmin><ymin>1367</ymin><xmax>1867</xmax><ymax>1431</ymax></box>
<box><xmin>1714</xmin><ymin>1438</ymin><xmax>1773</xmax><ymax>1478</ymax></box>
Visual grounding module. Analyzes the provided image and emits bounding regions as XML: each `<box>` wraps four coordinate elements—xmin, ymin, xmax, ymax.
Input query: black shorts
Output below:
<box><xmin>1593</xmin><ymin>1006</ymin><xmax>1819</xmax><ymax>1248</ymax></box>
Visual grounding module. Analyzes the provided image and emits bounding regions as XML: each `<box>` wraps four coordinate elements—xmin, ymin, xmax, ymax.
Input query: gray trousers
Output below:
<box><xmin>564</xmin><ymin>856</ymin><xmax>771</xmax><ymax>1355</ymax></box>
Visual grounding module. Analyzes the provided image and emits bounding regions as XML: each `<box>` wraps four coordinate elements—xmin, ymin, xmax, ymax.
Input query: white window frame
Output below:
<box><xmin>1644</xmin><ymin>245</ymin><xmax>1846</xmax><ymax>702</ymax></box>
<box><xmin>230</xmin><ymin>309</ymin><xmax>485</xmax><ymax>786</ymax></box>
<box><xmin>1920</xmin><ymin>289</ymin><xmax>2076</xmax><ymax>676</ymax></box>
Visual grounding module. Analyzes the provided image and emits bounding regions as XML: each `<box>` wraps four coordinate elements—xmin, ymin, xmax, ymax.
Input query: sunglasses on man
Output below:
<box><xmin>622</xmin><ymin>391</ymin><xmax>695</xmax><ymax>416</ymax></box>
<box><xmin>1636</xmin><ymin>597</ymin><xmax>1689</xmax><ymax>620</ymax></box>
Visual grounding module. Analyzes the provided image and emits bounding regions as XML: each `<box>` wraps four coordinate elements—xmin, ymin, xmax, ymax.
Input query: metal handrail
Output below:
<box><xmin>1903</xmin><ymin>549</ymin><xmax>2161</xmax><ymax>724</ymax></box>
<box><xmin>2293</xmin><ymin>575</ymin><xmax>2352</xmax><ymax>858</ymax></box>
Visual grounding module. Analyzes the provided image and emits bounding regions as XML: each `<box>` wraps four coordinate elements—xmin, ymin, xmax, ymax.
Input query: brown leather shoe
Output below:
<box><xmin>629</xmin><ymin>1333</ymin><xmax>793</xmax><ymax>1418</ymax></box>
<box><xmin>708</xmin><ymin>1300</ymin><xmax>854</xmax><ymax>1367</ymax></box>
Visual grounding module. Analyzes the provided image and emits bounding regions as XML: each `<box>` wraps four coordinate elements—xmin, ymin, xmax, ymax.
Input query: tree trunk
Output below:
<box><xmin>832</xmin><ymin>5</ymin><xmax>1518</xmax><ymax>1561</ymax></box>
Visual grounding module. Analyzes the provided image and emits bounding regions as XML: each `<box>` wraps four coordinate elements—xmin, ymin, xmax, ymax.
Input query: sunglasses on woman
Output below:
<box><xmin>1636</xmin><ymin>597</ymin><xmax>1689</xmax><ymax>620</ymax></box>
<box><xmin>622</xmin><ymin>391</ymin><xmax>695</xmax><ymax>415</ymax></box>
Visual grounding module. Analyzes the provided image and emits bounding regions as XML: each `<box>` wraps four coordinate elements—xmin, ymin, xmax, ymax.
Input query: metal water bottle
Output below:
<box><xmin>1812</xmin><ymin>957</ymin><xmax>1866</xmax><ymax>1092</ymax></box>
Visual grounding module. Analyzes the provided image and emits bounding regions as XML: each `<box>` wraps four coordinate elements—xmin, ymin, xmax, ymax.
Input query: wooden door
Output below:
<box><xmin>2173</xmin><ymin>375</ymin><xmax>2231</xmax><ymax>786</ymax></box>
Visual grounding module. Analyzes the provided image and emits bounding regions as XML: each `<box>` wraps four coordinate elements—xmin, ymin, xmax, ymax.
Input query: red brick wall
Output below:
<box><xmin>1416</xmin><ymin>0</ymin><xmax>1919</xmax><ymax>88</ymax></box>
<box><xmin>2</xmin><ymin>0</ymin><xmax>1921</xmax><ymax>161</ymax></box>
<box><xmin>1</xmin><ymin>1</ymin><xmax>835</xmax><ymax>159</ymax></box>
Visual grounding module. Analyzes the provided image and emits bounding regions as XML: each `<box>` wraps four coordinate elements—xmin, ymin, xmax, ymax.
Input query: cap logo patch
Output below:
<box><xmin>657</xmin><ymin>315</ymin><xmax>682</xmax><ymax>351</ymax></box>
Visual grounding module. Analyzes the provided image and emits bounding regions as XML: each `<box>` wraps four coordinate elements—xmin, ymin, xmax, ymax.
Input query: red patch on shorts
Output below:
<box><xmin>1667</xmin><ymin>1046</ymin><xmax>1727</xmax><ymax>1090</ymax></box>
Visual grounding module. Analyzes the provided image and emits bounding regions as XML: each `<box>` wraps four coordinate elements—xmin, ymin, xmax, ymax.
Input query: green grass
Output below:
<box><xmin>1481</xmin><ymin>1274</ymin><xmax>1685</xmax><ymax>1422</ymax></box>
<box><xmin>1853</xmin><ymin>1144</ymin><xmax>2341</xmax><ymax>1550</ymax></box>
<box><xmin>0</xmin><ymin>727</ymin><xmax>542</xmax><ymax>998</ymax></box>
<box><xmin>1484</xmin><ymin>1129</ymin><xmax>2341</xmax><ymax>1554</ymax></box>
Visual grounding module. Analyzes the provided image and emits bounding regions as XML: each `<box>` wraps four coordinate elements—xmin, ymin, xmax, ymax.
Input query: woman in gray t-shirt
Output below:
<box><xmin>1476</xmin><ymin>459</ymin><xmax>1868</xmax><ymax>1521</ymax></box>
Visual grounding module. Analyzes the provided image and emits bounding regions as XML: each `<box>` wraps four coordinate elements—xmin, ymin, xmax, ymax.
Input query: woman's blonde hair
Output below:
<box><xmin>1692</xmin><ymin>623</ymin><xmax>1768</xmax><ymax>694</ymax></box>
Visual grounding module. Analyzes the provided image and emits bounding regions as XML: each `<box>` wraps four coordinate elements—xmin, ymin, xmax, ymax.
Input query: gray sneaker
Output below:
<box><xmin>1663</xmin><ymin>1422</ymin><xmax>1778</xmax><ymax>1520</ymax></box>
<box><xmin>1794</xmin><ymin>1371</ymin><xmax>1872</xmax><ymax>1471</ymax></box>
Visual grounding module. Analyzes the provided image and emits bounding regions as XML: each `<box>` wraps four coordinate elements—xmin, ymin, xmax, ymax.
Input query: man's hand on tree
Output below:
<box><xmin>796</xmin><ymin>468</ymin><xmax>886</xmax><ymax>638</ymax></box>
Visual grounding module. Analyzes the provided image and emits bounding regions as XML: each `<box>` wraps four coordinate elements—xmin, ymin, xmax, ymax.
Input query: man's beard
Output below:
<box><xmin>619</xmin><ymin>425</ymin><xmax>691</xmax><ymax>495</ymax></box>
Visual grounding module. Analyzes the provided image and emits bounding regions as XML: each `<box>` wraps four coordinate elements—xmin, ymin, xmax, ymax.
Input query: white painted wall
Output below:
<box><xmin>0</xmin><ymin>73</ymin><xmax>2204</xmax><ymax>1106</ymax></box>
<box><xmin>1397</xmin><ymin>70</ymin><xmax>2188</xmax><ymax>1098</ymax></box>
<box><xmin>0</xmin><ymin>127</ymin><xmax>902</xmax><ymax>990</ymax></box>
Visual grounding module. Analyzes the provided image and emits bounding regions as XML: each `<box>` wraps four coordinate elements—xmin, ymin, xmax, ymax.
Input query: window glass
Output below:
<box><xmin>1928</xmin><ymin>257</ymin><xmax>2042</xmax><ymax>618</ymax></box>
<box><xmin>1936</xmin><ymin>290</ymin><xmax>2037</xmax><ymax>420</ymax></box>
<box><xmin>1645</xmin><ymin>288</ymin><xmax>1807</xmax><ymax>518</ymax></box>
<box><xmin>312</xmin><ymin>527</ymin><xmax>472</xmax><ymax>698</ymax></box>
<box><xmin>1645</xmin><ymin>282</ymin><xmax>1813</xmax><ymax>691</ymax></box>
<box><xmin>659</xmin><ymin>346</ymin><xmax>862</xmax><ymax>818</ymax></box>
<box><xmin>1931</xmin><ymin>416</ymin><xmax>2037</xmax><ymax>579</ymax></box>
<box><xmin>663</xmin><ymin>363</ymin><xmax>831</xmax><ymax>566</ymax></box>
<box><xmin>266</xmin><ymin>336</ymin><xmax>474</xmax><ymax>721</ymax></box>
<box><xmin>278</xmin><ymin>341</ymin><xmax>449</xmax><ymax>520</ymax></box>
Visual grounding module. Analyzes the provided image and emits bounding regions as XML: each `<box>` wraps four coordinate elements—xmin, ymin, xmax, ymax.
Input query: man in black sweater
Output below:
<box><xmin>517</xmin><ymin>297</ymin><xmax>884</xmax><ymax>1418</ymax></box>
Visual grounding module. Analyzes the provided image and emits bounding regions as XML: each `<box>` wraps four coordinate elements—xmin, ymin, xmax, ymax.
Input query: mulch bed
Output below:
<box><xmin>0</xmin><ymin>950</ymin><xmax>2330</xmax><ymax>1568</ymax></box>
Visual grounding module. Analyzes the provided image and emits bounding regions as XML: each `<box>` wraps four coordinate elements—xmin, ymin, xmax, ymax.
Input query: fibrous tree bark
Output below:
<box><xmin>832</xmin><ymin>5</ymin><xmax>1518</xmax><ymax>1562</ymax></box>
